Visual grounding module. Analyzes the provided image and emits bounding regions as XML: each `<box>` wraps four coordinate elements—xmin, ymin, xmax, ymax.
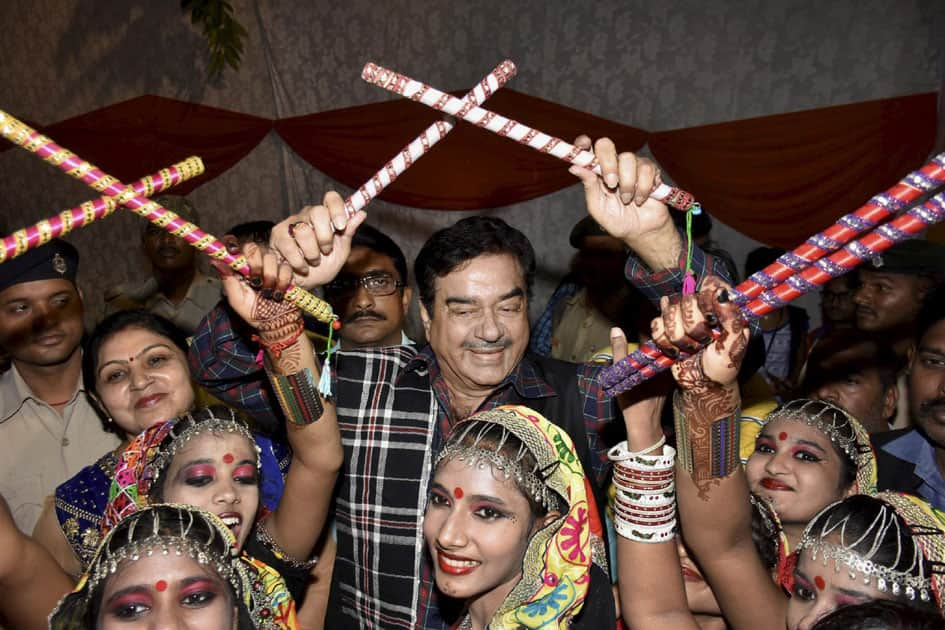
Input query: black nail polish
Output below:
<box><xmin>663</xmin><ymin>346</ymin><xmax>679</xmax><ymax>359</ymax></box>
<box><xmin>250</xmin><ymin>276</ymin><xmax>262</xmax><ymax>288</ymax></box>
<box><xmin>262</xmin><ymin>288</ymin><xmax>273</xmax><ymax>299</ymax></box>
<box><xmin>705</xmin><ymin>313</ymin><xmax>719</xmax><ymax>327</ymax></box>
<box><xmin>698</xmin><ymin>335</ymin><xmax>713</xmax><ymax>346</ymax></box>
<box><xmin>272</xmin><ymin>290</ymin><xmax>284</xmax><ymax>301</ymax></box>
<box><xmin>717</xmin><ymin>289</ymin><xmax>730</xmax><ymax>304</ymax></box>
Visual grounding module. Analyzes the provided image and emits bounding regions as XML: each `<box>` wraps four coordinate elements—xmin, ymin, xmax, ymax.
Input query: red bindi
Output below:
<box><xmin>814</xmin><ymin>575</ymin><xmax>826</xmax><ymax>591</ymax></box>
<box><xmin>155</xmin><ymin>579</ymin><xmax>167</xmax><ymax>592</ymax></box>
<box><xmin>778</xmin><ymin>432</ymin><xmax>788</xmax><ymax>441</ymax></box>
<box><xmin>222</xmin><ymin>453</ymin><xmax>234</xmax><ymax>464</ymax></box>
<box><xmin>453</xmin><ymin>487</ymin><xmax>464</xmax><ymax>499</ymax></box>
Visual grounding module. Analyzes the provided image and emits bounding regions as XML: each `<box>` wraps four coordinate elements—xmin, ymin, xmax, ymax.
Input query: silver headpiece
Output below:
<box><xmin>764</xmin><ymin>399</ymin><xmax>870</xmax><ymax>465</ymax></box>
<box><xmin>145</xmin><ymin>406</ymin><xmax>260</xmax><ymax>490</ymax></box>
<box><xmin>50</xmin><ymin>505</ymin><xmax>249</xmax><ymax>628</ymax></box>
<box><xmin>797</xmin><ymin>498</ymin><xmax>933</xmax><ymax>603</ymax></box>
<box><xmin>434</xmin><ymin>417</ymin><xmax>560</xmax><ymax>512</ymax></box>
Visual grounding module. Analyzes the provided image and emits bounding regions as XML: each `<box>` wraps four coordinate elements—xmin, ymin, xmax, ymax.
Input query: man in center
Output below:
<box><xmin>190</xmin><ymin>139</ymin><xmax>730</xmax><ymax>628</ymax></box>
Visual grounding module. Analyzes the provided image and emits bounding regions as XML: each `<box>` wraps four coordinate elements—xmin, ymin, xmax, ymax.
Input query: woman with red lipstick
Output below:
<box><xmin>423</xmin><ymin>405</ymin><xmax>616</xmax><ymax>629</ymax></box>
<box><xmin>630</xmin><ymin>278</ymin><xmax>875</xmax><ymax>626</ymax></box>
<box><xmin>613</xmin><ymin>281</ymin><xmax>945</xmax><ymax>629</ymax></box>
<box><xmin>50</xmin><ymin>504</ymin><xmax>272</xmax><ymax>629</ymax></box>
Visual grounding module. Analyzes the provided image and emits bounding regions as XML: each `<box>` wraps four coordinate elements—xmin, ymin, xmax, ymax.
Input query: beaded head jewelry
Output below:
<box><xmin>763</xmin><ymin>399</ymin><xmax>877</xmax><ymax>494</ymax></box>
<box><xmin>434</xmin><ymin>413</ymin><xmax>561</xmax><ymax>513</ymax></box>
<box><xmin>432</xmin><ymin>405</ymin><xmax>604</xmax><ymax>630</ymax></box>
<box><xmin>50</xmin><ymin>504</ymin><xmax>250</xmax><ymax>629</ymax></box>
<box><xmin>796</xmin><ymin>492</ymin><xmax>945</xmax><ymax>607</ymax></box>
<box><xmin>104</xmin><ymin>405</ymin><xmax>260</xmax><ymax>531</ymax></box>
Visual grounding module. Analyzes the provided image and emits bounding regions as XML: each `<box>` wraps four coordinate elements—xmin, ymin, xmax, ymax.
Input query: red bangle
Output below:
<box><xmin>252</xmin><ymin>321</ymin><xmax>305</xmax><ymax>359</ymax></box>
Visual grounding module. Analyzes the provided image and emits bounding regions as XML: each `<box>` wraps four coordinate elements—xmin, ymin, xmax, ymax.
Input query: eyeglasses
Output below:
<box><xmin>325</xmin><ymin>272</ymin><xmax>405</xmax><ymax>297</ymax></box>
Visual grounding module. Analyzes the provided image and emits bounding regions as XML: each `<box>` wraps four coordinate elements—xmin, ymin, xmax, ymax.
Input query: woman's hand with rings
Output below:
<box><xmin>268</xmin><ymin>191</ymin><xmax>367</xmax><ymax>290</ymax></box>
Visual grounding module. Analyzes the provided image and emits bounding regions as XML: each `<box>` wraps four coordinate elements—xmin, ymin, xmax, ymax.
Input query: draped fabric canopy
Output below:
<box><xmin>4</xmin><ymin>90</ymin><xmax>935</xmax><ymax>248</ymax></box>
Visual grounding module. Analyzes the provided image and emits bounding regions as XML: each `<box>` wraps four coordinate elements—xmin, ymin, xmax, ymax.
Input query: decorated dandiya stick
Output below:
<box><xmin>0</xmin><ymin>157</ymin><xmax>203</xmax><ymax>264</ymax></box>
<box><xmin>343</xmin><ymin>60</ymin><xmax>517</xmax><ymax>216</ymax></box>
<box><xmin>600</xmin><ymin>191</ymin><xmax>945</xmax><ymax>395</ymax></box>
<box><xmin>732</xmin><ymin>153</ymin><xmax>945</xmax><ymax>306</ymax></box>
<box><xmin>361</xmin><ymin>62</ymin><xmax>700</xmax><ymax>212</ymax></box>
<box><xmin>0</xmin><ymin>109</ymin><xmax>334</xmax><ymax>322</ymax></box>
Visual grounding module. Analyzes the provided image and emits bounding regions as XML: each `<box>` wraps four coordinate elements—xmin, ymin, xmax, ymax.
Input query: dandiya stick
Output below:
<box><xmin>0</xmin><ymin>109</ymin><xmax>334</xmax><ymax>322</ymax></box>
<box><xmin>0</xmin><ymin>157</ymin><xmax>203</xmax><ymax>264</ymax></box>
<box><xmin>732</xmin><ymin>153</ymin><xmax>945</xmax><ymax>306</ymax></box>
<box><xmin>600</xmin><ymin>191</ymin><xmax>945</xmax><ymax>395</ymax></box>
<box><xmin>343</xmin><ymin>60</ymin><xmax>517</xmax><ymax>216</ymax></box>
<box><xmin>361</xmin><ymin>62</ymin><xmax>699</xmax><ymax>212</ymax></box>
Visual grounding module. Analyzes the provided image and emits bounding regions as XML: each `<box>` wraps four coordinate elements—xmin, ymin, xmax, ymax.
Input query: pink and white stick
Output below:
<box><xmin>343</xmin><ymin>60</ymin><xmax>517</xmax><ymax>216</ymax></box>
<box><xmin>362</xmin><ymin>62</ymin><xmax>698</xmax><ymax>212</ymax></box>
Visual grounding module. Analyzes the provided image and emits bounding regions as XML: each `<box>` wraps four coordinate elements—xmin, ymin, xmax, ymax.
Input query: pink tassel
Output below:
<box><xmin>682</xmin><ymin>271</ymin><xmax>696</xmax><ymax>296</ymax></box>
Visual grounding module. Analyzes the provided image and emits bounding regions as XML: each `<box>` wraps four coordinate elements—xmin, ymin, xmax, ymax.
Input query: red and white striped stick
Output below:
<box><xmin>0</xmin><ymin>157</ymin><xmax>203</xmax><ymax>264</ymax></box>
<box><xmin>343</xmin><ymin>60</ymin><xmax>516</xmax><ymax>216</ymax></box>
<box><xmin>361</xmin><ymin>62</ymin><xmax>699</xmax><ymax>212</ymax></box>
<box><xmin>731</xmin><ymin>154</ymin><xmax>945</xmax><ymax>305</ymax></box>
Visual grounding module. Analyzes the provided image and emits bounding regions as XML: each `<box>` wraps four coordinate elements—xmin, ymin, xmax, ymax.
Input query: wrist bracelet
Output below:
<box><xmin>255</xmin><ymin>521</ymin><xmax>318</xmax><ymax>570</ymax></box>
<box><xmin>268</xmin><ymin>367</ymin><xmax>325</xmax><ymax>425</ymax></box>
<box><xmin>674</xmin><ymin>391</ymin><xmax>741</xmax><ymax>480</ymax></box>
<box><xmin>613</xmin><ymin>517</ymin><xmax>677</xmax><ymax>543</ymax></box>
<box><xmin>607</xmin><ymin>435</ymin><xmax>667</xmax><ymax>462</ymax></box>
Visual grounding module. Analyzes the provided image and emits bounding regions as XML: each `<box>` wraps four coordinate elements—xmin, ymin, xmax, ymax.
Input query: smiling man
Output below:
<box><xmin>190</xmin><ymin>140</ymin><xmax>735</xmax><ymax>628</ymax></box>
<box><xmin>0</xmin><ymin>240</ymin><xmax>120</xmax><ymax>532</ymax></box>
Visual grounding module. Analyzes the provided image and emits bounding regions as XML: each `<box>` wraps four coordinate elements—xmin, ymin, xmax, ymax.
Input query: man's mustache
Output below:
<box><xmin>344</xmin><ymin>310</ymin><xmax>387</xmax><ymax>324</ymax></box>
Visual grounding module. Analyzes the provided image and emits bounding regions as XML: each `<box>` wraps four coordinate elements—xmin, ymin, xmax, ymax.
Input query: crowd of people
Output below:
<box><xmin>1</xmin><ymin>137</ymin><xmax>944</xmax><ymax>629</ymax></box>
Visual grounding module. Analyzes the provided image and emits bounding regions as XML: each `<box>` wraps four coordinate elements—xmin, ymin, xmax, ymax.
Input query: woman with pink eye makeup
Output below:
<box><xmin>422</xmin><ymin>405</ymin><xmax>616</xmax><ymax>630</ymax></box>
<box><xmin>612</xmin><ymin>279</ymin><xmax>945</xmax><ymax>629</ymax></box>
<box><xmin>50</xmin><ymin>505</ymin><xmax>255</xmax><ymax>629</ymax></box>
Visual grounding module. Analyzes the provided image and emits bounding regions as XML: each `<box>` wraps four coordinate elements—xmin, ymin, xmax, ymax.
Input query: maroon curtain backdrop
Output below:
<box><xmin>649</xmin><ymin>93</ymin><xmax>937</xmax><ymax>248</ymax></box>
<box><xmin>275</xmin><ymin>89</ymin><xmax>648</xmax><ymax>209</ymax></box>
<box><xmin>2</xmin><ymin>95</ymin><xmax>273</xmax><ymax>195</ymax></box>
<box><xmin>2</xmin><ymin>91</ymin><xmax>938</xmax><ymax>249</ymax></box>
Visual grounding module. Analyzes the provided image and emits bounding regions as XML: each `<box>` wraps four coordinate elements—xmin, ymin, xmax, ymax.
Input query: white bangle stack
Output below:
<box><xmin>607</xmin><ymin>438</ymin><xmax>677</xmax><ymax>543</ymax></box>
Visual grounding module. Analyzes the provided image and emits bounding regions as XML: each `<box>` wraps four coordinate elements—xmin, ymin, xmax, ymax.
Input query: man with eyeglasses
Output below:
<box><xmin>324</xmin><ymin>224</ymin><xmax>414</xmax><ymax>350</ymax></box>
<box><xmin>189</xmin><ymin>140</ymin><xmax>735</xmax><ymax>628</ymax></box>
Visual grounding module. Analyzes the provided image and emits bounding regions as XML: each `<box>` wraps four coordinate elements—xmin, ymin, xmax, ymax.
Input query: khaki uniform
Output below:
<box><xmin>550</xmin><ymin>289</ymin><xmax>616</xmax><ymax>363</ymax></box>
<box><xmin>0</xmin><ymin>365</ymin><xmax>120</xmax><ymax>533</ymax></box>
<box><xmin>105</xmin><ymin>272</ymin><xmax>222</xmax><ymax>335</ymax></box>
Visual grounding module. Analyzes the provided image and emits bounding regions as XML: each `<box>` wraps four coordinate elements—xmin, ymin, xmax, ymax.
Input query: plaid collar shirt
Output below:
<box><xmin>187</xmin><ymin>238</ymin><xmax>732</xmax><ymax>629</ymax></box>
<box><xmin>190</xmin><ymin>308</ymin><xmax>615</xmax><ymax>628</ymax></box>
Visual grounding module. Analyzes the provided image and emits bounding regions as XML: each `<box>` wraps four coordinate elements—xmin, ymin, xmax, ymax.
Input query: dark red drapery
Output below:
<box><xmin>3</xmin><ymin>91</ymin><xmax>938</xmax><ymax>248</ymax></box>
<box><xmin>648</xmin><ymin>93</ymin><xmax>937</xmax><ymax>248</ymax></box>
<box><xmin>275</xmin><ymin>89</ymin><xmax>648</xmax><ymax>209</ymax></box>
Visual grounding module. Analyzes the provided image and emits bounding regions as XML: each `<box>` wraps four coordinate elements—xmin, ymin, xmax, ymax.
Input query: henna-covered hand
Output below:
<box><xmin>651</xmin><ymin>276</ymin><xmax>748</xmax><ymax>394</ymax></box>
<box><xmin>215</xmin><ymin>242</ymin><xmax>300</xmax><ymax>330</ymax></box>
